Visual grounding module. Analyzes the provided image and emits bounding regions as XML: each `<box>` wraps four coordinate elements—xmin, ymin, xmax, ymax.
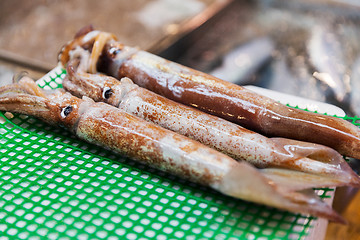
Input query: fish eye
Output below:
<box><xmin>103</xmin><ymin>87</ymin><xmax>113</xmax><ymax>99</ymax></box>
<box><xmin>61</xmin><ymin>105</ymin><xmax>73</xmax><ymax>118</ymax></box>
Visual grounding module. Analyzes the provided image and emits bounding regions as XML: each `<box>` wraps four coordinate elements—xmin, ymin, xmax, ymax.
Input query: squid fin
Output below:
<box><xmin>214</xmin><ymin>162</ymin><xmax>346</xmax><ymax>223</ymax></box>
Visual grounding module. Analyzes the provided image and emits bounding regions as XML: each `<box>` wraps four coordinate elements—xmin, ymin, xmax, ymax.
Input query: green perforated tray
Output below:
<box><xmin>0</xmin><ymin>67</ymin><xmax>357</xmax><ymax>240</ymax></box>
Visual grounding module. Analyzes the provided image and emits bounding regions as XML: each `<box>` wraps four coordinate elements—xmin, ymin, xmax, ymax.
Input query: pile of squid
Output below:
<box><xmin>2</xmin><ymin>28</ymin><xmax>360</xmax><ymax>223</ymax></box>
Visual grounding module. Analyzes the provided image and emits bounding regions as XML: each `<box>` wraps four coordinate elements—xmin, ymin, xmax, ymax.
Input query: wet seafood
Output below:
<box><xmin>61</xmin><ymin>48</ymin><xmax>360</xmax><ymax>187</ymax></box>
<box><xmin>59</xmin><ymin>29</ymin><xmax>360</xmax><ymax>159</ymax></box>
<box><xmin>0</xmin><ymin>77</ymin><xmax>347</xmax><ymax>222</ymax></box>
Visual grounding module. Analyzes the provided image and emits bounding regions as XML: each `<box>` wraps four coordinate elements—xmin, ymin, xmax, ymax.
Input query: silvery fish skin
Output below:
<box><xmin>350</xmin><ymin>56</ymin><xmax>360</xmax><ymax>117</ymax></box>
<box><xmin>308</xmin><ymin>25</ymin><xmax>351</xmax><ymax>106</ymax></box>
<box><xmin>257</xmin><ymin>56</ymin><xmax>326</xmax><ymax>103</ymax></box>
<box><xmin>234</xmin><ymin>8</ymin><xmax>328</xmax><ymax>102</ymax></box>
<box><xmin>209</xmin><ymin>37</ymin><xmax>274</xmax><ymax>85</ymax></box>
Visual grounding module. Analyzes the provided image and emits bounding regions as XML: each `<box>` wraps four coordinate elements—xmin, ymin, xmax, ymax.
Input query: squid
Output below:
<box><xmin>60</xmin><ymin>47</ymin><xmax>360</xmax><ymax>188</ymax></box>
<box><xmin>59</xmin><ymin>28</ymin><xmax>360</xmax><ymax>160</ymax></box>
<box><xmin>0</xmin><ymin>77</ymin><xmax>349</xmax><ymax>222</ymax></box>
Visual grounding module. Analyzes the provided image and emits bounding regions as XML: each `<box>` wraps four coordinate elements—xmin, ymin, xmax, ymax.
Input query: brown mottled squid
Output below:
<box><xmin>60</xmin><ymin>47</ymin><xmax>360</xmax><ymax>189</ymax></box>
<box><xmin>0</xmin><ymin>77</ymin><xmax>350</xmax><ymax>222</ymax></box>
<box><xmin>59</xmin><ymin>29</ymin><xmax>360</xmax><ymax>160</ymax></box>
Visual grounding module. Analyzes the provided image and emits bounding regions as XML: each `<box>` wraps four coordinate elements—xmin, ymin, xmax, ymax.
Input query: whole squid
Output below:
<box><xmin>59</xmin><ymin>29</ymin><xmax>360</xmax><ymax>159</ymax></box>
<box><xmin>61</xmin><ymin>47</ymin><xmax>360</xmax><ymax>188</ymax></box>
<box><xmin>0</xmin><ymin>77</ymin><xmax>346</xmax><ymax>222</ymax></box>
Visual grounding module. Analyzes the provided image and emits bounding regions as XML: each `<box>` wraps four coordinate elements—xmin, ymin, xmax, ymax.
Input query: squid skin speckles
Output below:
<box><xmin>0</xmin><ymin>78</ymin><xmax>348</xmax><ymax>222</ymax></box>
<box><xmin>61</xmin><ymin>51</ymin><xmax>360</xmax><ymax>189</ymax></box>
<box><xmin>60</xmin><ymin>30</ymin><xmax>360</xmax><ymax>160</ymax></box>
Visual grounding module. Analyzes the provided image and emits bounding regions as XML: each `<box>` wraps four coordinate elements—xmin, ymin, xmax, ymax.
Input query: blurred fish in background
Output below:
<box><xmin>253</xmin><ymin>9</ymin><xmax>327</xmax><ymax>103</ymax></box>
<box><xmin>209</xmin><ymin>37</ymin><xmax>274</xmax><ymax>85</ymax></box>
<box><xmin>351</xmin><ymin>57</ymin><xmax>360</xmax><ymax>117</ymax></box>
<box><xmin>171</xmin><ymin>0</ymin><xmax>360</xmax><ymax>116</ymax></box>
<box><xmin>308</xmin><ymin>25</ymin><xmax>351</xmax><ymax>111</ymax></box>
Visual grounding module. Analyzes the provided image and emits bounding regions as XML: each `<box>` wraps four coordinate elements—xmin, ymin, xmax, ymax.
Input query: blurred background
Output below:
<box><xmin>0</xmin><ymin>0</ymin><xmax>223</xmax><ymax>79</ymax></box>
<box><xmin>1</xmin><ymin>0</ymin><xmax>360</xmax><ymax>238</ymax></box>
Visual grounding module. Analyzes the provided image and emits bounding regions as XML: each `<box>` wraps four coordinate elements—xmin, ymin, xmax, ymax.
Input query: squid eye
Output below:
<box><xmin>103</xmin><ymin>87</ymin><xmax>113</xmax><ymax>99</ymax></box>
<box><xmin>109</xmin><ymin>47</ymin><xmax>121</xmax><ymax>56</ymax></box>
<box><xmin>61</xmin><ymin>105</ymin><xmax>73</xmax><ymax>118</ymax></box>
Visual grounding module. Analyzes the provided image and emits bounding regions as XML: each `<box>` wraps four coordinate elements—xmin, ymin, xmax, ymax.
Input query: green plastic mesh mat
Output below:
<box><xmin>0</xmin><ymin>66</ymin><xmax>358</xmax><ymax>240</ymax></box>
